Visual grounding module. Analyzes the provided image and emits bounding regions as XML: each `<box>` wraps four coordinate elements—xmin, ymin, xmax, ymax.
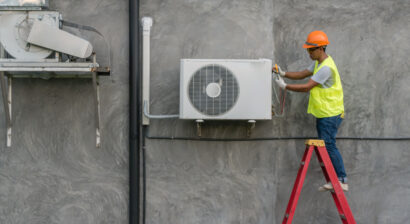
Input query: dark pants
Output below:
<box><xmin>316</xmin><ymin>114</ymin><xmax>347</xmax><ymax>182</ymax></box>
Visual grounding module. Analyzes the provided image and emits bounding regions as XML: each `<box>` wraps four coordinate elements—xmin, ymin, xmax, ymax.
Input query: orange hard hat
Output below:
<box><xmin>303</xmin><ymin>30</ymin><xmax>329</xmax><ymax>48</ymax></box>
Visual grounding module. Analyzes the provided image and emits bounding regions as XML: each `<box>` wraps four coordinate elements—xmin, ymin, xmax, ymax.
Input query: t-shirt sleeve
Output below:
<box><xmin>307</xmin><ymin>62</ymin><xmax>315</xmax><ymax>72</ymax></box>
<box><xmin>311</xmin><ymin>66</ymin><xmax>331</xmax><ymax>85</ymax></box>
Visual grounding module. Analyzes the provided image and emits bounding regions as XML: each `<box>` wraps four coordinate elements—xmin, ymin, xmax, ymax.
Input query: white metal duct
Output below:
<box><xmin>0</xmin><ymin>11</ymin><xmax>58</xmax><ymax>59</ymax></box>
<box><xmin>27</xmin><ymin>20</ymin><xmax>93</xmax><ymax>59</ymax></box>
<box><xmin>0</xmin><ymin>0</ymin><xmax>48</xmax><ymax>7</ymax></box>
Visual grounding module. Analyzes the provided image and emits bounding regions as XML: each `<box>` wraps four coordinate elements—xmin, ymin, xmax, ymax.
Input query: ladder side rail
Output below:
<box><xmin>315</xmin><ymin>146</ymin><xmax>356</xmax><ymax>224</ymax></box>
<box><xmin>315</xmin><ymin>147</ymin><xmax>346</xmax><ymax>220</ymax></box>
<box><xmin>282</xmin><ymin>145</ymin><xmax>314</xmax><ymax>224</ymax></box>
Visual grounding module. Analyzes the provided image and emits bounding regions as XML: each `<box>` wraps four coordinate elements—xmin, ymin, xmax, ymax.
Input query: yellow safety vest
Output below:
<box><xmin>307</xmin><ymin>55</ymin><xmax>344</xmax><ymax>118</ymax></box>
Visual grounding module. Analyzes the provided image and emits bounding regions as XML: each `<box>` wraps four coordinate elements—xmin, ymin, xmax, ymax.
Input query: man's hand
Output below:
<box><xmin>275</xmin><ymin>76</ymin><xmax>287</xmax><ymax>90</ymax></box>
<box><xmin>272</xmin><ymin>65</ymin><xmax>286</xmax><ymax>77</ymax></box>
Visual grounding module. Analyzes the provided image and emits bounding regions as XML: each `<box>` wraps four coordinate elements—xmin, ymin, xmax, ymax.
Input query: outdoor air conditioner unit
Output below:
<box><xmin>179</xmin><ymin>59</ymin><xmax>272</xmax><ymax>120</ymax></box>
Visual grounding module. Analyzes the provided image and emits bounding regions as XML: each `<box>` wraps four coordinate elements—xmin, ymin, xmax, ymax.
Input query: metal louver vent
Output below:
<box><xmin>188</xmin><ymin>64</ymin><xmax>239</xmax><ymax>116</ymax></box>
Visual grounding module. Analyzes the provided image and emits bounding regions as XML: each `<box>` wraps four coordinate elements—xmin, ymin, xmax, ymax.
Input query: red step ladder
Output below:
<box><xmin>282</xmin><ymin>139</ymin><xmax>356</xmax><ymax>224</ymax></box>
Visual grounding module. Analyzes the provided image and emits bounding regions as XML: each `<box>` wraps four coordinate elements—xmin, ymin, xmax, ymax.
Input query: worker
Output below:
<box><xmin>273</xmin><ymin>30</ymin><xmax>348</xmax><ymax>191</ymax></box>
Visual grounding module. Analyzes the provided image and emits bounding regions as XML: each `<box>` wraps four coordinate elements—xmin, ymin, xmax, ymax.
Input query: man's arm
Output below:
<box><xmin>285</xmin><ymin>69</ymin><xmax>313</xmax><ymax>80</ymax></box>
<box><xmin>285</xmin><ymin>79</ymin><xmax>319</xmax><ymax>92</ymax></box>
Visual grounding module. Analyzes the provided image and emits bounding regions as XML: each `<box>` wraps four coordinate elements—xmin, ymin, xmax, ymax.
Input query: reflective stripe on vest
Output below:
<box><xmin>307</xmin><ymin>55</ymin><xmax>344</xmax><ymax>118</ymax></box>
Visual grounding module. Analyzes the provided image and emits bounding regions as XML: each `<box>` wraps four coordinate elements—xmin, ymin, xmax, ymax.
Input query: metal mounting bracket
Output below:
<box><xmin>0</xmin><ymin>45</ymin><xmax>107</xmax><ymax>147</ymax></box>
<box><xmin>0</xmin><ymin>71</ymin><xmax>11</xmax><ymax>146</ymax></box>
<box><xmin>92</xmin><ymin>55</ymin><xmax>101</xmax><ymax>148</ymax></box>
<box><xmin>247</xmin><ymin>120</ymin><xmax>256</xmax><ymax>137</ymax></box>
<box><xmin>196</xmin><ymin>119</ymin><xmax>204</xmax><ymax>137</ymax></box>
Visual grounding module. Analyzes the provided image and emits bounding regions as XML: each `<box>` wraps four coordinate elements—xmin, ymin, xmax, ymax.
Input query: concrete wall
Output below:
<box><xmin>141</xmin><ymin>0</ymin><xmax>410</xmax><ymax>224</ymax></box>
<box><xmin>0</xmin><ymin>0</ymin><xmax>129</xmax><ymax>223</ymax></box>
<box><xmin>0</xmin><ymin>0</ymin><xmax>409</xmax><ymax>224</ymax></box>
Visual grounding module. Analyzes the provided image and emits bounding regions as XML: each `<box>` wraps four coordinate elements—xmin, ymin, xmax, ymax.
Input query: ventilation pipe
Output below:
<box><xmin>141</xmin><ymin>17</ymin><xmax>152</xmax><ymax>125</ymax></box>
<box><xmin>141</xmin><ymin>17</ymin><xmax>179</xmax><ymax>122</ymax></box>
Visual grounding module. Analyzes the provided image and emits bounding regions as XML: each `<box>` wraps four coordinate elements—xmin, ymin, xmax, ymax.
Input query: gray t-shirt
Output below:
<box><xmin>307</xmin><ymin>62</ymin><xmax>334</xmax><ymax>88</ymax></box>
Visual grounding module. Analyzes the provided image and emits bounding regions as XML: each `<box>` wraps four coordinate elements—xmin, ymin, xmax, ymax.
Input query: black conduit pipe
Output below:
<box><xmin>144</xmin><ymin>128</ymin><xmax>410</xmax><ymax>142</ymax></box>
<box><xmin>145</xmin><ymin>136</ymin><xmax>410</xmax><ymax>141</ymax></box>
<box><xmin>129</xmin><ymin>0</ymin><xmax>140</xmax><ymax>224</ymax></box>
<box><xmin>142</xmin><ymin>126</ymin><xmax>147</xmax><ymax>224</ymax></box>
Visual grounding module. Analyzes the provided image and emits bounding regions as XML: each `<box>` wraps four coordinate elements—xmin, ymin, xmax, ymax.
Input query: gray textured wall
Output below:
<box><xmin>0</xmin><ymin>0</ymin><xmax>409</xmax><ymax>224</ymax></box>
<box><xmin>141</xmin><ymin>0</ymin><xmax>410</xmax><ymax>224</ymax></box>
<box><xmin>0</xmin><ymin>0</ymin><xmax>129</xmax><ymax>223</ymax></box>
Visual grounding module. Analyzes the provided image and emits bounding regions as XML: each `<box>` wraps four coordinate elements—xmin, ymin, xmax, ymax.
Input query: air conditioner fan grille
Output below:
<box><xmin>188</xmin><ymin>64</ymin><xmax>239</xmax><ymax>116</ymax></box>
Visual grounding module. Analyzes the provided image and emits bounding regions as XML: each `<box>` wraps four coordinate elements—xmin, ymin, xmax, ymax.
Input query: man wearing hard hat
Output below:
<box><xmin>273</xmin><ymin>30</ymin><xmax>348</xmax><ymax>192</ymax></box>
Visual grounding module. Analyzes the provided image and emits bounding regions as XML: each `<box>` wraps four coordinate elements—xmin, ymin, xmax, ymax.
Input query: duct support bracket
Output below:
<box><xmin>92</xmin><ymin>54</ymin><xmax>101</xmax><ymax>148</ymax></box>
<box><xmin>0</xmin><ymin>44</ymin><xmax>11</xmax><ymax>146</ymax></box>
<box><xmin>0</xmin><ymin>45</ymin><xmax>107</xmax><ymax>147</ymax></box>
<box><xmin>0</xmin><ymin>72</ymin><xmax>11</xmax><ymax>147</ymax></box>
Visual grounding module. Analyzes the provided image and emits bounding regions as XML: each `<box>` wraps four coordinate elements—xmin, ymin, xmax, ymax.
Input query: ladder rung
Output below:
<box><xmin>340</xmin><ymin>214</ymin><xmax>346</xmax><ymax>220</ymax></box>
<box><xmin>305</xmin><ymin>139</ymin><xmax>325</xmax><ymax>146</ymax></box>
<box><xmin>301</xmin><ymin>162</ymin><xmax>305</xmax><ymax>165</ymax></box>
<box><xmin>320</xmin><ymin>162</ymin><xmax>324</xmax><ymax>167</ymax></box>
